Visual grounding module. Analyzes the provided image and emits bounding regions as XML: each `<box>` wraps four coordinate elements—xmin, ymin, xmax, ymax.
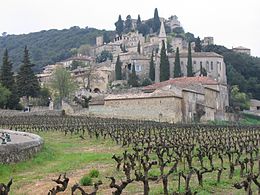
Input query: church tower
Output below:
<box><xmin>155</xmin><ymin>20</ymin><xmax>168</xmax><ymax>83</ymax></box>
<box><xmin>158</xmin><ymin>20</ymin><xmax>167</xmax><ymax>52</ymax></box>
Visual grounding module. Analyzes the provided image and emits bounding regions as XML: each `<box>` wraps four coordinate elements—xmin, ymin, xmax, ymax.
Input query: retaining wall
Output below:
<box><xmin>0</xmin><ymin>130</ymin><xmax>44</xmax><ymax>164</ymax></box>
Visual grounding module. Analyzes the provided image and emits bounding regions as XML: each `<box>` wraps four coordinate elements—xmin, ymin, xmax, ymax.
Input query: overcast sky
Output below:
<box><xmin>0</xmin><ymin>0</ymin><xmax>259</xmax><ymax>56</ymax></box>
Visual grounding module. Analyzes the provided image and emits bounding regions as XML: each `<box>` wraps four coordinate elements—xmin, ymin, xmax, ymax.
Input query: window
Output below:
<box><xmin>211</xmin><ymin>62</ymin><xmax>213</xmax><ymax>70</ymax></box>
<box><xmin>206</xmin><ymin>61</ymin><xmax>209</xmax><ymax>71</ymax></box>
<box><xmin>193</xmin><ymin>61</ymin><xmax>196</xmax><ymax>65</ymax></box>
<box><xmin>257</xmin><ymin>106</ymin><xmax>260</xmax><ymax>110</ymax></box>
<box><xmin>135</xmin><ymin>64</ymin><xmax>142</xmax><ymax>72</ymax></box>
<box><xmin>181</xmin><ymin>61</ymin><xmax>184</xmax><ymax>65</ymax></box>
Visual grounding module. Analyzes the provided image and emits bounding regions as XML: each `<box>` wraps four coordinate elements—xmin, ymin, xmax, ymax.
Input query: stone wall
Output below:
<box><xmin>0</xmin><ymin>130</ymin><xmax>44</xmax><ymax>164</ymax></box>
<box><xmin>0</xmin><ymin>109</ymin><xmax>62</xmax><ymax>117</ymax></box>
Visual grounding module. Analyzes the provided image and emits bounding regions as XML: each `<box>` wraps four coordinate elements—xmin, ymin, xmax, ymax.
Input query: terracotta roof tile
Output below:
<box><xmin>143</xmin><ymin>76</ymin><xmax>218</xmax><ymax>91</ymax></box>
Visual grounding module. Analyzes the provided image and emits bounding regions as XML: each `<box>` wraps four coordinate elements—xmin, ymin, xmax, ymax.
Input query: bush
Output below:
<box><xmin>89</xmin><ymin>169</ymin><xmax>99</xmax><ymax>178</ymax></box>
<box><xmin>80</xmin><ymin>175</ymin><xmax>92</xmax><ymax>186</ymax></box>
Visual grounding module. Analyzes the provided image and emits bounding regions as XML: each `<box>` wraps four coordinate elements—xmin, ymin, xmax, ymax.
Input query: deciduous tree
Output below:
<box><xmin>50</xmin><ymin>66</ymin><xmax>77</xmax><ymax>105</ymax></box>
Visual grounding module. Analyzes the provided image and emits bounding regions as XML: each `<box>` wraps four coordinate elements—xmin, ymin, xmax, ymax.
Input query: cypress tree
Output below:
<box><xmin>124</xmin><ymin>15</ymin><xmax>132</xmax><ymax>33</ymax></box>
<box><xmin>0</xmin><ymin>49</ymin><xmax>20</xmax><ymax>109</ymax></box>
<box><xmin>137</xmin><ymin>41</ymin><xmax>141</xmax><ymax>54</ymax></box>
<box><xmin>0</xmin><ymin>49</ymin><xmax>14</xmax><ymax>89</ymax></box>
<box><xmin>137</xmin><ymin>14</ymin><xmax>142</xmax><ymax>30</ymax></box>
<box><xmin>187</xmin><ymin>42</ymin><xmax>193</xmax><ymax>77</ymax></box>
<box><xmin>195</xmin><ymin>36</ymin><xmax>202</xmax><ymax>52</ymax></box>
<box><xmin>128</xmin><ymin>63</ymin><xmax>139</xmax><ymax>87</ymax></box>
<box><xmin>115</xmin><ymin>15</ymin><xmax>124</xmax><ymax>35</ymax></box>
<box><xmin>160</xmin><ymin>40</ymin><xmax>170</xmax><ymax>81</ymax></box>
<box><xmin>115</xmin><ymin>55</ymin><xmax>122</xmax><ymax>80</ymax></box>
<box><xmin>17</xmin><ymin>46</ymin><xmax>40</xmax><ymax>101</ymax></box>
<box><xmin>153</xmin><ymin>8</ymin><xmax>161</xmax><ymax>33</ymax></box>
<box><xmin>174</xmin><ymin>47</ymin><xmax>181</xmax><ymax>78</ymax></box>
<box><xmin>149</xmin><ymin>50</ymin><xmax>155</xmax><ymax>81</ymax></box>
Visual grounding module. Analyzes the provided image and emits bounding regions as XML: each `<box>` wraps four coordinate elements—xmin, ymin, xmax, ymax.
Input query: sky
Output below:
<box><xmin>0</xmin><ymin>0</ymin><xmax>260</xmax><ymax>56</ymax></box>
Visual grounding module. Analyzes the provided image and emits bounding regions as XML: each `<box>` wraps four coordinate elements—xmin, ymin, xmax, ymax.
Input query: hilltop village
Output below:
<box><xmin>36</xmin><ymin>14</ymin><xmax>239</xmax><ymax>123</ymax></box>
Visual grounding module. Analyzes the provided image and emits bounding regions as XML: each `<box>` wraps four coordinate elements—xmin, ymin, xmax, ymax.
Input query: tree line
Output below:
<box><xmin>0</xmin><ymin>47</ymin><xmax>47</xmax><ymax>109</ymax></box>
<box><xmin>0</xmin><ymin>27</ymin><xmax>115</xmax><ymax>72</ymax></box>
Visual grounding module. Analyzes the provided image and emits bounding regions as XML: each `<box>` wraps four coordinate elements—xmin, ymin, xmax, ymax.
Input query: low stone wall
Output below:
<box><xmin>0</xmin><ymin>130</ymin><xmax>44</xmax><ymax>164</ymax></box>
<box><xmin>0</xmin><ymin>109</ymin><xmax>62</xmax><ymax>117</ymax></box>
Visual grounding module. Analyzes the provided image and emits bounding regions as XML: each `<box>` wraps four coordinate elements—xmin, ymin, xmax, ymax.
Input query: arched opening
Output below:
<box><xmin>93</xmin><ymin>88</ymin><xmax>101</xmax><ymax>93</ymax></box>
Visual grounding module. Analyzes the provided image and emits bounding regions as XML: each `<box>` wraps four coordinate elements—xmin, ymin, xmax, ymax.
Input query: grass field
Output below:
<box><xmin>0</xmin><ymin>131</ymin><xmax>257</xmax><ymax>195</ymax></box>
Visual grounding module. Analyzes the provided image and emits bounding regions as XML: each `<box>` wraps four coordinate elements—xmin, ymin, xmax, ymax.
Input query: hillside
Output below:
<box><xmin>204</xmin><ymin>45</ymin><xmax>260</xmax><ymax>99</ymax></box>
<box><xmin>0</xmin><ymin>27</ymin><xmax>114</xmax><ymax>72</ymax></box>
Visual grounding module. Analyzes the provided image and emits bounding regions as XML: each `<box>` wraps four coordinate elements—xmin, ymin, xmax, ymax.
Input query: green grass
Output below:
<box><xmin>0</xmin><ymin>131</ymin><xmax>121</xmax><ymax>194</ymax></box>
<box><xmin>1</xmin><ymin>131</ymin><xmax>260</xmax><ymax>195</ymax></box>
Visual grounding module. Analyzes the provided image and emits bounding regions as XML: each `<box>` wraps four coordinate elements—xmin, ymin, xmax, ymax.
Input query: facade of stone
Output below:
<box><xmin>102</xmin><ymin>77</ymin><xmax>229</xmax><ymax>123</ymax></box>
<box><xmin>232</xmin><ymin>46</ymin><xmax>251</xmax><ymax>55</ymax></box>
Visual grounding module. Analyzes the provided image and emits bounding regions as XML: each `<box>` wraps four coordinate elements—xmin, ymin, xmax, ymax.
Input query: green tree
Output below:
<box><xmin>0</xmin><ymin>83</ymin><xmax>11</xmax><ymax>108</ymax></box>
<box><xmin>70</xmin><ymin>60</ymin><xmax>85</xmax><ymax>70</ymax></box>
<box><xmin>153</xmin><ymin>8</ymin><xmax>161</xmax><ymax>33</ymax></box>
<box><xmin>35</xmin><ymin>87</ymin><xmax>51</xmax><ymax>106</ymax></box>
<box><xmin>173</xmin><ymin>47</ymin><xmax>181</xmax><ymax>78</ymax></box>
<box><xmin>187</xmin><ymin>42</ymin><xmax>193</xmax><ymax>77</ymax></box>
<box><xmin>230</xmin><ymin>85</ymin><xmax>250</xmax><ymax>111</ymax></box>
<box><xmin>137</xmin><ymin>41</ymin><xmax>141</xmax><ymax>54</ymax></box>
<box><xmin>96</xmin><ymin>50</ymin><xmax>113</xmax><ymax>63</ymax></box>
<box><xmin>149</xmin><ymin>50</ymin><xmax>155</xmax><ymax>81</ymax></box>
<box><xmin>0</xmin><ymin>49</ymin><xmax>20</xmax><ymax>109</ymax></box>
<box><xmin>0</xmin><ymin>49</ymin><xmax>14</xmax><ymax>89</ymax></box>
<box><xmin>115</xmin><ymin>55</ymin><xmax>122</xmax><ymax>80</ymax></box>
<box><xmin>128</xmin><ymin>63</ymin><xmax>139</xmax><ymax>87</ymax></box>
<box><xmin>50</xmin><ymin>66</ymin><xmax>77</xmax><ymax>105</ymax></box>
<box><xmin>195</xmin><ymin>37</ymin><xmax>202</xmax><ymax>52</ymax></box>
<box><xmin>115</xmin><ymin>15</ymin><xmax>124</xmax><ymax>35</ymax></box>
<box><xmin>137</xmin><ymin>14</ymin><xmax>142</xmax><ymax>30</ymax></box>
<box><xmin>124</xmin><ymin>15</ymin><xmax>132</xmax><ymax>33</ymax></box>
<box><xmin>160</xmin><ymin>40</ymin><xmax>170</xmax><ymax>81</ymax></box>
<box><xmin>17</xmin><ymin>46</ymin><xmax>40</xmax><ymax>102</ymax></box>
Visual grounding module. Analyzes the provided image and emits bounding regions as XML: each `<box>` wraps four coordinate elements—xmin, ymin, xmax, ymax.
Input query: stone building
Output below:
<box><xmin>250</xmin><ymin>99</ymin><xmax>260</xmax><ymax>111</ymax></box>
<box><xmin>165</xmin><ymin>15</ymin><xmax>181</xmax><ymax>31</ymax></box>
<box><xmin>71</xmin><ymin>62</ymin><xmax>114</xmax><ymax>92</ymax></box>
<box><xmin>59</xmin><ymin>54</ymin><xmax>95</xmax><ymax>68</ymax></box>
<box><xmin>102</xmin><ymin>76</ymin><xmax>229</xmax><ymax>123</ymax></box>
<box><xmin>202</xmin><ymin>37</ymin><xmax>214</xmax><ymax>46</ymax></box>
<box><xmin>232</xmin><ymin>46</ymin><xmax>251</xmax><ymax>55</ymax></box>
<box><xmin>168</xmin><ymin>52</ymin><xmax>227</xmax><ymax>84</ymax></box>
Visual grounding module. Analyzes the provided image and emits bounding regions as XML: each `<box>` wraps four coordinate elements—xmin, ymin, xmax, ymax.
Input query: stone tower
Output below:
<box><xmin>155</xmin><ymin>20</ymin><xmax>168</xmax><ymax>83</ymax></box>
<box><xmin>158</xmin><ymin>20</ymin><xmax>167</xmax><ymax>52</ymax></box>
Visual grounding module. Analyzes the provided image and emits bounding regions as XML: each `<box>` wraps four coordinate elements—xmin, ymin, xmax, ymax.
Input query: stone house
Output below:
<box><xmin>250</xmin><ymin>99</ymin><xmax>260</xmax><ymax>111</ymax></box>
<box><xmin>102</xmin><ymin>77</ymin><xmax>229</xmax><ymax>123</ymax></box>
<box><xmin>232</xmin><ymin>46</ymin><xmax>251</xmax><ymax>55</ymax></box>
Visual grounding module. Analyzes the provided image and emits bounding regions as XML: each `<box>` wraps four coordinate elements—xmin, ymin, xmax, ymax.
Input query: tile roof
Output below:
<box><xmin>105</xmin><ymin>89</ymin><xmax>182</xmax><ymax>101</ymax></box>
<box><xmin>169</xmin><ymin>52</ymin><xmax>223</xmax><ymax>58</ymax></box>
<box><xmin>143</xmin><ymin>76</ymin><xmax>218</xmax><ymax>91</ymax></box>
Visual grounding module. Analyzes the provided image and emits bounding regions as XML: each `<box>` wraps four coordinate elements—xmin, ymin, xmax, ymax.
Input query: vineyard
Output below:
<box><xmin>0</xmin><ymin>115</ymin><xmax>260</xmax><ymax>195</ymax></box>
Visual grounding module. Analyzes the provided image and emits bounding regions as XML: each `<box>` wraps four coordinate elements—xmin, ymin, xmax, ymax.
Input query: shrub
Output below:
<box><xmin>89</xmin><ymin>169</ymin><xmax>99</xmax><ymax>178</ymax></box>
<box><xmin>80</xmin><ymin>175</ymin><xmax>92</xmax><ymax>186</ymax></box>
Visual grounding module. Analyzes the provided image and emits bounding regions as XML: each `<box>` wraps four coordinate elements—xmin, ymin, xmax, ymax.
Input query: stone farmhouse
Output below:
<box><xmin>90</xmin><ymin>77</ymin><xmax>228</xmax><ymax>123</ymax></box>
